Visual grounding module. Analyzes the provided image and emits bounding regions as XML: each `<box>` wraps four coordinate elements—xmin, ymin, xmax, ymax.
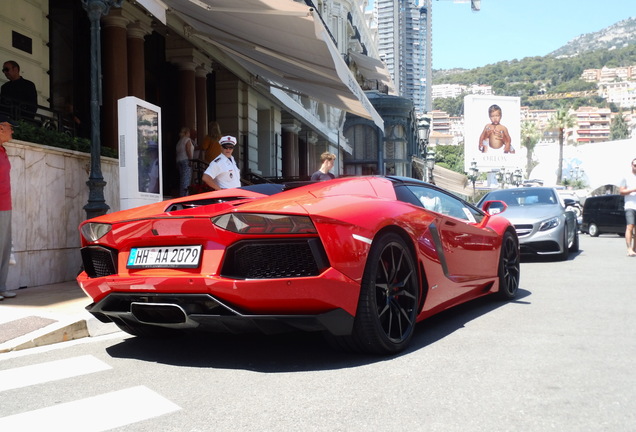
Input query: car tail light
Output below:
<box><xmin>81</xmin><ymin>223</ymin><xmax>112</xmax><ymax>242</ymax></box>
<box><xmin>212</xmin><ymin>213</ymin><xmax>317</xmax><ymax>234</ymax></box>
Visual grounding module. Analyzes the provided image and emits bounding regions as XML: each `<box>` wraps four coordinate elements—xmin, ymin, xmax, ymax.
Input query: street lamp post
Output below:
<box><xmin>571</xmin><ymin>166</ymin><xmax>584</xmax><ymax>187</ymax></box>
<box><xmin>513</xmin><ymin>169</ymin><xmax>523</xmax><ymax>187</ymax></box>
<box><xmin>426</xmin><ymin>149</ymin><xmax>436</xmax><ymax>184</ymax></box>
<box><xmin>496</xmin><ymin>167</ymin><xmax>505</xmax><ymax>188</ymax></box>
<box><xmin>467</xmin><ymin>160</ymin><xmax>479</xmax><ymax>201</ymax></box>
<box><xmin>496</xmin><ymin>166</ymin><xmax>515</xmax><ymax>188</ymax></box>
<box><xmin>496</xmin><ymin>167</ymin><xmax>522</xmax><ymax>189</ymax></box>
<box><xmin>416</xmin><ymin>116</ymin><xmax>431</xmax><ymax>180</ymax></box>
<box><xmin>81</xmin><ymin>0</ymin><xmax>123</xmax><ymax>219</ymax></box>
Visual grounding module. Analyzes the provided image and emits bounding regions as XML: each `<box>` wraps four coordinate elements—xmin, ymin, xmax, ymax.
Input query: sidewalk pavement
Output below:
<box><xmin>0</xmin><ymin>281</ymin><xmax>118</xmax><ymax>353</ymax></box>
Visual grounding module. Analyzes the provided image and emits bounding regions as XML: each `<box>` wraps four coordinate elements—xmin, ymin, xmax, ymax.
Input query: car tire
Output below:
<box><xmin>569</xmin><ymin>228</ymin><xmax>580</xmax><ymax>252</ymax></box>
<box><xmin>556</xmin><ymin>229</ymin><xmax>570</xmax><ymax>261</ymax></box>
<box><xmin>497</xmin><ymin>231</ymin><xmax>520</xmax><ymax>300</ymax></box>
<box><xmin>588</xmin><ymin>223</ymin><xmax>600</xmax><ymax>237</ymax></box>
<box><xmin>331</xmin><ymin>232</ymin><xmax>419</xmax><ymax>355</ymax></box>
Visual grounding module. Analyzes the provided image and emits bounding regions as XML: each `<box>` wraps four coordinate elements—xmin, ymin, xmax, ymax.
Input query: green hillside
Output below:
<box><xmin>432</xmin><ymin>44</ymin><xmax>636</xmax><ymax>115</ymax></box>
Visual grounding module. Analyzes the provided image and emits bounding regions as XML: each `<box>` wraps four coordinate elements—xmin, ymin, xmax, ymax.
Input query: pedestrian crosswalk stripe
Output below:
<box><xmin>0</xmin><ymin>385</ymin><xmax>181</xmax><ymax>431</ymax></box>
<box><xmin>0</xmin><ymin>355</ymin><xmax>111</xmax><ymax>392</ymax></box>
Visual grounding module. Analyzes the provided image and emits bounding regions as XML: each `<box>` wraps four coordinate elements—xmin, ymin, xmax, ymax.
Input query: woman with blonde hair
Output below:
<box><xmin>175</xmin><ymin>126</ymin><xmax>194</xmax><ymax>196</ymax></box>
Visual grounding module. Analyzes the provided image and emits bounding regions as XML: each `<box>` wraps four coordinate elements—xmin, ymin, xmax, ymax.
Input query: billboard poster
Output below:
<box><xmin>464</xmin><ymin>95</ymin><xmax>522</xmax><ymax>173</ymax></box>
<box><xmin>118</xmin><ymin>97</ymin><xmax>162</xmax><ymax>210</ymax></box>
<box><xmin>136</xmin><ymin>105</ymin><xmax>160</xmax><ymax>194</ymax></box>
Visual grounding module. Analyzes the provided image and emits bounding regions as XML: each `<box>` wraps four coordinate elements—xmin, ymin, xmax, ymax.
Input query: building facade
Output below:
<box><xmin>1</xmin><ymin>0</ymin><xmax>432</xmax><ymax>289</ymax></box>
<box><xmin>431</xmin><ymin>83</ymin><xmax>493</xmax><ymax>100</ymax></box>
<box><xmin>374</xmin><ymin>0</ymin><xmax>432</xmax><ymax>115</ymax></box>
<box><xmin>1</xmin><ymin>0</ymin><xmax>409</xmax><ymax>202</ymax></box>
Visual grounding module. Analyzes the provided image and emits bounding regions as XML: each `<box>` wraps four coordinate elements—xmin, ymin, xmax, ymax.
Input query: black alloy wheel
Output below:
<box><xmin>497</xmin><ymin>231</ymin><xmax>520</xmax><ymax>300</ymax></box>
<box><xmin>351</xmin><ymin>232</ymin><xmax>419</xmax><ymax>354</ymax></box>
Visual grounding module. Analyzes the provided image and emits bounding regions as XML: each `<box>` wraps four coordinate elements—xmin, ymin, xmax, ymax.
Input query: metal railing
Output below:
<box><xmin>1</xmin><ymin>98</ymin><xmax>79</xmax><ymax>137</ymax></box>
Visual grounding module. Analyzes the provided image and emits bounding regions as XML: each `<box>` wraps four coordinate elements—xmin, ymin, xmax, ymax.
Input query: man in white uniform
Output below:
<box><xmin>202</xmin><ymin>135</ymin><xmax>241</xmax><ymax>190</ymax></box>
<box><xmin>619</xmin><ymin>157</ymin><xmax>636</xmax><ymax>257</ymax></box>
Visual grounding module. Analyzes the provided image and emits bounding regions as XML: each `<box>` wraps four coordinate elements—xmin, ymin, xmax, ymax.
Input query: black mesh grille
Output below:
<box><xmin>222</xmin><ymin>239</ymin><xmax>328</xmax><ymax>279</ymax></box>
<box><xmin>520</xmin><ymin>241</ymin><xmax>560</xmax><ymax>253</ymax></box>
<box><xmin>81</xmin><ymin>246</ymin><xmax>118</xmax><ymax>278</ymax></box>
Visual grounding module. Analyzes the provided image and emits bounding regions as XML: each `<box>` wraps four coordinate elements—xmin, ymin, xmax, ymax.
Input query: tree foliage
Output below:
<box><xmin>433</xmin><ymin>144</ymin><xmax>464</xmax><ymax>173</ymax></box>
<box><xmin>13</xmin><ymin>120</ymin><xmax>117</xmax><ymax>158</ymax></box>
<box><xmin>432</xmin><ymin>94</ymin><xmax>464</xmax><ymax>116</ymax></box>
<box><xmin>520</xmin><ymin>121</ymin><xmax>542</xmax><ymax>178</ymax></box>
<box><xmin>610</xmin><ymin>112</ymin><xmax>630</xmax><ymax>140</ymax></box>
<box><xmin>432</xmin><ymin>44</ymin><xmax>636</xmax><ymax>111</ymax></box>
<box><xmin>547</xmin><ymin>107</ymin><xmax>577</xmax><ymax>185</ymax></box>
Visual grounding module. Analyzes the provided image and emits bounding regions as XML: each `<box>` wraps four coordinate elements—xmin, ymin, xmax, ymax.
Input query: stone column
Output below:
<box><xmin>167</xmin><ymin>46</ymin><xmax>208</xmax><ymax>131</ymax></box>
<box><xmin>175</xmin><ymin>60</ymin><xmax>196</xmax><ymax>130</ymax></box>
<box><xmin>195</xmin><ymin>65</ymin><xmax>210</xmax><ymax>146</ymax></box>
<box><xmin>101</xmin><ymin>9</ymin><xmax>129</xmax><ymax>149</ymax></box>
<box><xmin>126</xmin><ymin>21</ymin><xmax>149</xmax><ymax>99</ymax></box>
<box><xmin>282</xmin><ymin>120</ymin><xmax>301</xmax><ymax>178</ymax></box>
<box><xmin>305</xmin><ymin>131</ymin><xmax>319</xmax><ymax>178</ymax></box>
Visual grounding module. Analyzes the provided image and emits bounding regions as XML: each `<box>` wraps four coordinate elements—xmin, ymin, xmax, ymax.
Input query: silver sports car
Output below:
<box><xmin>478</xmin><ymin>187</ymin><xmax>579</xmax><ymax>260</ymax></box>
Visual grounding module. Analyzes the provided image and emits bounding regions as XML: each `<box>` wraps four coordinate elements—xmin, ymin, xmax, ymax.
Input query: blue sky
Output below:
<box><xmin>432</xmin><ymin>0</ymin><xmax>635</xmax><ymax>69</ymax></box>
<box><xmin>368</xmin><ymin>0</ymin><xmax>635</xmax><ymax>70</ymax></box>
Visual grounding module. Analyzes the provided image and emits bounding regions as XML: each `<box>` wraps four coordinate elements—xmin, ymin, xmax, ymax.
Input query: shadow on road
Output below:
<box><xmin>520</xmin><ymin>248</ymin><xmax>583</xmax><ymax>263</ymax></box>
<box><xmin>106</xmin><ymin>289</ymin><xmax>531</xmax><ymax>372</ymax></box>
<box><xmin>405</xmin><ymin>288</ymin><xmax>531</xmax><ymax>353</ymax></box>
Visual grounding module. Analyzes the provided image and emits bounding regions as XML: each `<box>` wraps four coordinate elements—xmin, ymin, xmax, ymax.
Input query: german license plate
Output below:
<box><xmin>127</xmin><ymin>245</ymin><xmax>202</xmax><ymax>269</ymax></box>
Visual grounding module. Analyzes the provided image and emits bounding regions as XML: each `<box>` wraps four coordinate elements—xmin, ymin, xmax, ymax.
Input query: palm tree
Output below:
<box><xmin>520</xmin><ymin>120</ymin><xmax>542</xmax><ymax>179</ymax></box>
<box><xmin>610</xmin><ymin>111</ymin><xmax>630</xmax><ymax>140</ymax></box>
<box><xmin>547</xmin><ymin>107</ymin><xmax>577</xmax><ymax>184</ymax></box>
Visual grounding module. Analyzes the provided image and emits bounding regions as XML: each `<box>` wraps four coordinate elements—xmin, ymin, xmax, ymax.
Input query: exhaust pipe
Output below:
<box><xmin>131</xmin><ymin>302</ymin><xmax>188</xmax><ymax>325</ymax></box>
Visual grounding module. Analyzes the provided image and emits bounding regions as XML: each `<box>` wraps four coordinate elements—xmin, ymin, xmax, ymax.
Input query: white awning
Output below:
<box><xmin>270</xmin><ymin>87</ymin><xmax>342</xmax><ymax>146</ymax></box>
<box><xmin>348</xmin><ymin>51</ymin><xmax>395</xmax><ymax>95</ymax></box>
<box><xmin>162</xmin><ymin>0</ymin><xmax>384</xmax><ymax>130</ymax></box>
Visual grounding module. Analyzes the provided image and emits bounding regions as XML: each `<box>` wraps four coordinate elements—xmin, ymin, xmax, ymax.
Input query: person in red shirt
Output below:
<box><xmin>0</xmin><ymin>113</ymin><xmax>17</xmax><ymax>299</ymax></box>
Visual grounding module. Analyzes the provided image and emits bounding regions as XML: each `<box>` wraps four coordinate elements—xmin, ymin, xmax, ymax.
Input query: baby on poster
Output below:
<box><xmin>478</xmin><ymin>104</ymin><xmax>514</xmax><ymax>154</ymax></box>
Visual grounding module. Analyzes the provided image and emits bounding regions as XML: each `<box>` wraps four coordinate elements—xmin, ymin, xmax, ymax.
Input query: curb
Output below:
<box><xmin>0</xmin><ymin>316</ymin><xmax>119</xmax><ymax>354</ymax></box>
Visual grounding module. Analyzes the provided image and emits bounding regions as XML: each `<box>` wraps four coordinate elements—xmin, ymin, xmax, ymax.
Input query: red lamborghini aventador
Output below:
<box><xmin>77</xmin><ymin>176</ymin><xmax>520</xmax><ymax>354</ymax></box>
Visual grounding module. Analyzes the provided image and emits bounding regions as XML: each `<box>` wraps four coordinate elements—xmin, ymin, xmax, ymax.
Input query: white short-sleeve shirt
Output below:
<box><xmin>204</xmin><ymin>155</ymin><xmax>241</xmax><ymax>189</ymax></box>
<box><xmin>620</xmin><ymin>172</ymin><xmax>636</xmax><ymax>210</ymax></box>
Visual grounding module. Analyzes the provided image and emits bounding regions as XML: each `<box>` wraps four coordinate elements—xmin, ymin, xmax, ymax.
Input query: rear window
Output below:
<box><xmin>584</xmin><ymin>195</ymin><xmax>623</xmax><ymax>211</ymax></box>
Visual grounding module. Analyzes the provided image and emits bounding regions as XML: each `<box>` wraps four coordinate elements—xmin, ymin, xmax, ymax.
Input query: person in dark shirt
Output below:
<box><xmin>311</xmin><ymin>152</ymin><xmax>337</xmax><ymax>181</ymax></box>
<box><xmin>1</xmin><ymin>60</ymin><xmax>37</xmax><ymax>120</ymax></box>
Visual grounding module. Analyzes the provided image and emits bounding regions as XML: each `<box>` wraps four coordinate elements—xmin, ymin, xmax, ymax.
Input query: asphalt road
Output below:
<box><xmin>1</xmin><ymin>234</ymin><xmax>635</xmax><ymax>432</ymax></box>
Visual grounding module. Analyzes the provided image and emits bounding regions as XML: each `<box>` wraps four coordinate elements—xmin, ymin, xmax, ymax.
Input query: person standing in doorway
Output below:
<box><xmin>0</xmin><ymin>114</ymin><xmax>18</xmax><ymax>300</ymax></box>
<box><xmin>198</xmin><ymin>121</ymin><xmax>222</xmax><ymax>164</ymax></box>
<box><xmin>619</xmin><ymin>157</ymin><xmax>636</xmax><ymax>257</ymax></box>
<box><xmin>311</xmin><ymin>152</ymin><xmax>336</xmax><ymax>181</ymax></box>
<box><xmin>175</xmin><ymin>126</ymin><xmax>194</xmax><ymax>197</ymax></box>
<box><xmin>202</xmin><ymin>135</ymin><xmax>241</xmax><ymax>190</ymax></box>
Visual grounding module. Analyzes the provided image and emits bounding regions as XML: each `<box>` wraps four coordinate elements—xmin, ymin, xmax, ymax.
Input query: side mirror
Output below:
<box><xmin>482</xmin><ymin>200</ymin><xmax>508</xmax><ymax>215</ymax></box>
<box><xmin>563</xmin><ymin>198</ymin><xmax>577</xmax><ymax>207</ymax></box>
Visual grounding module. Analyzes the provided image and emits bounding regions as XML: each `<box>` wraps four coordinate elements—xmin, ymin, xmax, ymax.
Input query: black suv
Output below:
<box><xmin>581</xmin><ymin>195</ymin><xmax>625</xmax><ymax>237</ymax></box>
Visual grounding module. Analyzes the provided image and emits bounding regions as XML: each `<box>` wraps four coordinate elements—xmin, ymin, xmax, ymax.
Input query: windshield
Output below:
<box><xmin>485</xmin><ymin>189</ymin><xmax>558</xmax><ymax>207</ymax></box>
